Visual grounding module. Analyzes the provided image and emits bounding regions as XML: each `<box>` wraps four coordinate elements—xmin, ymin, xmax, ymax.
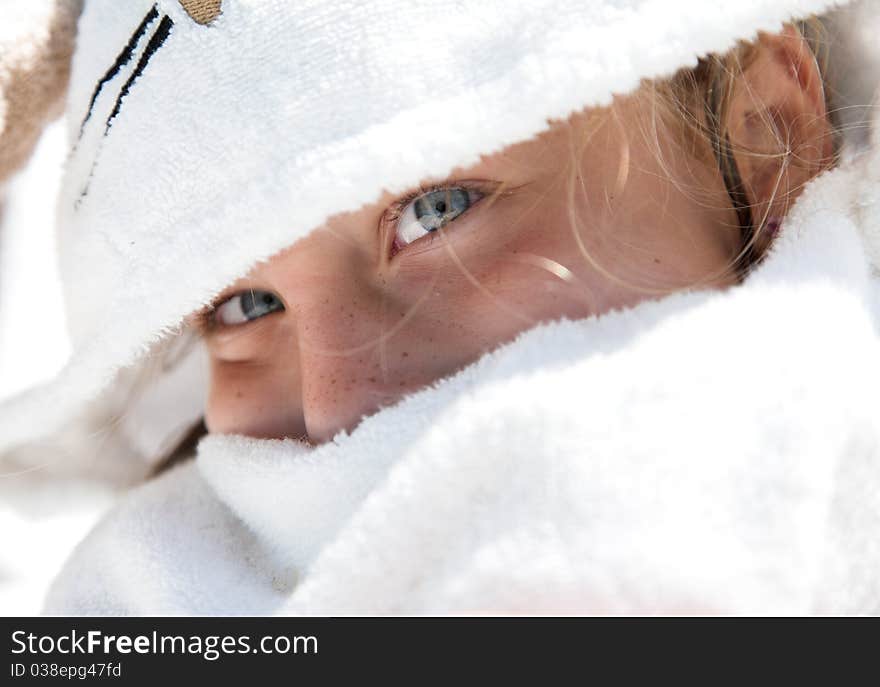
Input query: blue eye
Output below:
<box><xmin>214</xmin><ymin>290</ymin><xmax>284</xmax><ymax>326</ymax></box>
<box><xmin>394</xmin><ymin>187</ymin><xmax>482</xmax><ymax>251</ymax></box>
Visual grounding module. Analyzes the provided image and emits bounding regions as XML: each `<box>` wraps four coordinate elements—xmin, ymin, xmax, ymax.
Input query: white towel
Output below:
<box><xmin>43</xmin><ymin>133</ymin><xmax>880</xmax><ymax>614</ymax></box>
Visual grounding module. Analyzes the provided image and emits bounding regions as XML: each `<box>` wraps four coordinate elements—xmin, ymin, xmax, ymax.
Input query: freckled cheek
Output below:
<box><xmin>377</xmin><ymin>276</ymin><xmax>516</xmax><ymax>383</ymax></box>
<box><xmin>460</xmin><ymin>206</ymin><xmax>591</xmax><ymax>307</ymax></box>
<box><xmin>295</xmin><ymin>296</ymin><xmax>454</xmax><ymax>415</ymax></box>
<box><xmin>298</xmin><ymin>326</ymin><xmax>424</xmax><ymax>402</ymax></box>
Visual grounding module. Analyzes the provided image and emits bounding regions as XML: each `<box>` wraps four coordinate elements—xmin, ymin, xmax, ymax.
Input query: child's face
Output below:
<box><xmin>197</xmin><ymin>93</ymin><xmax>744</xmax><ymax>444</ymax></box>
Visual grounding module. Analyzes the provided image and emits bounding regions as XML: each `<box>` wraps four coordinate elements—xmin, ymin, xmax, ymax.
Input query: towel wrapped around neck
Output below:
<box><xmin>43</xmin><ymin>132</ymin><xmax>880</xmax><ymax>614</ymax></box>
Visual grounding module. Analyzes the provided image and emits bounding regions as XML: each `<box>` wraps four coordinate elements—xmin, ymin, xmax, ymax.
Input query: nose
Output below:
<box><xmin>270</xmin><ymin>230</ymin><xmax>430</xmax><ymax>445</ymax></box>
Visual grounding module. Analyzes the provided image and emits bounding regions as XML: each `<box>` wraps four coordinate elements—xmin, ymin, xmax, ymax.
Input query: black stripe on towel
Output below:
<box><xmin>77</xmin><ymin>5</ymin><xmax>160</xmax><ymax>138</ymax></box>
<box><xmin>104</xmin><ymin>14</ymin><xmax>175</xmax><ymax>135</ymax></box>
<box><xmin>74</xmin><ymin>13</ymin><xmax>174</xmax><ymax>207</ymax></box>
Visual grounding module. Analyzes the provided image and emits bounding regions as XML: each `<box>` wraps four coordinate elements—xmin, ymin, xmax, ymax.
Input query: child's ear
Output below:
<box><xmin>725</xmin><ymin>23</ymin><xmax>834</xmax><ymax>229</ymax></box>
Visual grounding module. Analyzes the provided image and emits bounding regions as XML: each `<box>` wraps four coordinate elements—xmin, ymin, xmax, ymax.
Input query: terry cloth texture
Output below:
<box><xmin>0</xmin><ymin>0</ymin><xmax>846</xmax><ymax>462</ymax></box>
<box><xmin>44</xmin><ymin>124</ymin><xmax>880</xmax><ymax>613</ymax></box>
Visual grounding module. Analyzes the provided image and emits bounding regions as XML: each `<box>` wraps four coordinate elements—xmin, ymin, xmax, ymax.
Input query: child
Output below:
<box><xmin>2</xmin><ymin>0</ymin><xmax>880</xmax><ymax>614</ymax></box>
<box><xmin>189</xmin><ymin>23</ymin><xmax>834</xmax><ymax>446</ymax></box>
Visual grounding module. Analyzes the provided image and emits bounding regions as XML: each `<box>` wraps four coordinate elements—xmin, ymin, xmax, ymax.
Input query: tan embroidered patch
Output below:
<box><xmin>179</xmin><ymin>0</ymin><xmax>222</xmax><ymax>25</ymax></box>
